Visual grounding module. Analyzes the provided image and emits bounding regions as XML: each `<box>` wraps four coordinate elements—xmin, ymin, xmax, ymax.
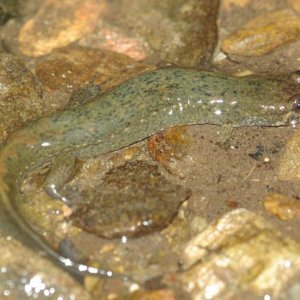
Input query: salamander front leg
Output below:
<box><xmin>44</xmin><ymin>153</ymin><xmax>76</xmax><ymax>205</ymax></box>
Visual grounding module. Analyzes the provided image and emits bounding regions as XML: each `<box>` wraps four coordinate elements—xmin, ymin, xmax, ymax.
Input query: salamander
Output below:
<box><xmin>0</xmin><ymin>68</ymin><xmax>299</xmax><ymax>279</ymax></box>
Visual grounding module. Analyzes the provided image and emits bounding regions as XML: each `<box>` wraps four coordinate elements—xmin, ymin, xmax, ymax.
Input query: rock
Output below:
<box><xmin>35</xmin><ymin>45</ymin><xmax>155</xmax><ymax>93</ymax></box>
<box><xmin>130</xmin><ymin>289</ymin><xmax>175</xmax><ymax>300</ymax></box>
<box><xmin>147</xmin><ymin>126</ymin><xmax>191</xmax><ymax>171</ymax></box>
<box><xmin>70</xmin><ymin>161</ymin><xmax>191</xmax><ymax>238</ymax></box>
<box><xmin>278</xmin><ymin>130</ymin><xmax>300</xmax><ymax>181</ymax></box>
<box><xmin>0</xmin><ymin>235</ymin><xmax>91</xmax><ymax>299</ymax></box>
<box><xmin>222</xmin><ymin>9</ymin><xmax>300</xmax><ymax>56</ymax></box>
<box><xmin>263</xmin><ymin>193</ymin><xmax>300</xmax><ymax>221</ymax></box>
<box><xmin>90</xmin><ymin>0</ymin><xmax>219</xmax><ymax>67</ymax></box>
<box><xmin>18</xmin><ymin>0</ymin><xmax>105</xmax><ymax>57</ymax></box>
<box><xmin>0</xmin><ymin>53</ymin><xmax>43</xmax><ymax>142</ymax></box>
<box><xmin>80</xmin><ymin>26</ymin><xmax>148</xmax><ymax>61</ymax></box>
<box><xmin>288</xmin><ymin>0</ymin><xmax>300</xmax><ymax>13</ymax></box>
<box><xmin>172</xmin><ymin>209</ymin><xmax>300</xmax><ymax>299</ymax></box>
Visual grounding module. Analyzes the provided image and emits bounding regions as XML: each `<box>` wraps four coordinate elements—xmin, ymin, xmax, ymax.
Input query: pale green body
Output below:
<box><xmin>0</xmin><ymin>68</ymin><xmax>299</xmax><ymax>279</ymax></box>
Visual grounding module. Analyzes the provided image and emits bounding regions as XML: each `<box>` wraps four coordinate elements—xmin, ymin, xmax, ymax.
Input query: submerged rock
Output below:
<box><xmin>71</xmin><ymin>161</ymin><xmax>191</xmax><ymax>238</ymax></box>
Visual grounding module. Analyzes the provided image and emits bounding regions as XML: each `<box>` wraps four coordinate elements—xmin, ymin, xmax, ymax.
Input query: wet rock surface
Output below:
<box><xmin>70</xmin><ymin>160</ymin><xmax>191</xmax><ymax>238</ymax></box>
<box><xmin>0</xmin><ymin>52</ymin><xmax>43</xmax><ymax>141</ymax></box>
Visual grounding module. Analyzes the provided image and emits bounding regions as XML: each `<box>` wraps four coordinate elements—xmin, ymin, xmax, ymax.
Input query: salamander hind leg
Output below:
<box><xmin>44</xmin><ymin>153</ymin><xmax>76</xmax><ymax>205</ymax></box>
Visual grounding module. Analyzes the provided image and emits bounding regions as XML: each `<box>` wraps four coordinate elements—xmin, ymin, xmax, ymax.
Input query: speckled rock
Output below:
<box><xmin>0</xmin><ymin>53</ymin><xmax>43</xmax><ymax>142</ymax></box>
<box><xmin>264</xmin><ymin>193</ymin><xmax>300</xmax><ymax>221</ymax></box>
<box><xmin>278</xmin><ymin>130</ymin><xmax>300</xmax><ymax>181</ymax></box>
<box><xmin>171</xmin><ymin>209</ymin><xmax>300</xmax><ymax>299</ymax></box>
<box><xmin>70</xmin><ymin>161</ymin><xmax>191</xmax><ymax>238</ymax></box>
<box><xmin>222</xmin><ymin>9</ymin><xmax>300</xmax><ymax>56</ymax></box>
<box><xmin>35</xmin><ymin>45</ymin><xmax>155</xmax><ymax>93</ymax></box>
<box><xmin>18</xmin><ymin>0</ymin><xmax>105</xmax><ymax>57</ymax></box>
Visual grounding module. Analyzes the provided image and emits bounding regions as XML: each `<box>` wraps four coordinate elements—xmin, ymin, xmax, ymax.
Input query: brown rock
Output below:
<box><xmin>0</xmin><ymin>53</ymin><xmax>43</xmax><ymax>142</ymax></box>
<box><xmin>222</xmin><ymin>9</ymin><xmax>300</xmax><ymax>56</ymax></box>
<box><xmin>264</xmin><ymin>193</ymin><xmax>300</xmax><ymax>221</ymax></box>
<box><xmin>70</xmin><ymin>161</ymin><xmax>191</xmax><ymax>238</ymax></box>
<box><xmin>35</xmin><ymin>45</ymin><xmax>155</xmax><ymax>93</ymax></box>
<box><xmin>18</xmin><ymin>0</ymin><xmax>105</xmax><ymax>57</ymax></box>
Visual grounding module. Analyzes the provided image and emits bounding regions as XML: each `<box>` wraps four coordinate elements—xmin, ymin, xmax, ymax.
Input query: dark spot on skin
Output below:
<box><xmin>291</xmin><ymin>94</ymin><xmax>300</xmax><ymax>112</ymax></box>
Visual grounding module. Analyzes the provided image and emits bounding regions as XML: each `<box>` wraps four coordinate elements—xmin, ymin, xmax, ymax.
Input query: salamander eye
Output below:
<box><xmin>290</xmin><ymin>70</ymin><xmax>300</xmax><ymax>84</ymax></box>
<box><xmin>291</xmin><ymin>94</ymin><xmax>300</xmax><ymax>112</ymax></box>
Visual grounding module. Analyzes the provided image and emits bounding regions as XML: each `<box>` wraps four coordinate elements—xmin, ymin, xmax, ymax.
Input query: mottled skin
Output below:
<box><xmin>0</xmin><ymin>68</ymin><xmax>299</xmax><ymax>279</ymax></box>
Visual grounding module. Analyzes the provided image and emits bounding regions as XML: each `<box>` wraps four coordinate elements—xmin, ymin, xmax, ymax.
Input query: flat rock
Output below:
<box><xmin>222</xmin><ymin>9</ymin><xmax>300</xmax><ymax>56</ymax></box>
<box><xmin>71</xmin><ymin>161</ymin><xmax>191</xmax><ymax>238</ymax></box>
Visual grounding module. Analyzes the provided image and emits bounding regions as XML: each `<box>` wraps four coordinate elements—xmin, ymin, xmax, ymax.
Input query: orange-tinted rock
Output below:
<box><xmin>18</xmin><ymin>0</ymin><xmax>105</xmax><ymax>57</ymax></box>
<box><xmin>147</xmin><ymin>126</ymin><xmax>191</xmax><ymax>166</ymax></box>
<box><xmin>223</xmin><ymin>0</ymin><xmax>250</xmax><ymax>9</ymax></box>
<box><xmin>222</xmin><ymin>9</ymin><xmax>300</xmax><ymax>56</ymax></box>
<box><xmin>264</xmin><ymin>193</ymin><xmax>300</xmax><ymax>221</ymax></box>
<box><xmin>288</xmin><ymin>0</ymin><xmax>300</xmax><ymax>13</ymax></box>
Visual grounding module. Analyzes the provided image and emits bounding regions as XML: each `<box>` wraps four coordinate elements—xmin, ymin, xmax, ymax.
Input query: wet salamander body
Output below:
<box><xmin>0</xmin><ymin>68</ymin><xmax>299</xmax><ymax>279</ymax></box>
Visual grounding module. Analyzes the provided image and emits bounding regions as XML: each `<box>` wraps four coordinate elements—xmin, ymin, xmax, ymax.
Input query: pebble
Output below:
<box><xmin>147</xmin><ymin>126</ymin><xmax>191</xmax><ymax>170</ymax></box>
<box><xmin>18</xmin><ymin>0</ymin><xmax>105</xmax><ymax>57</ymax></box>
<box><xmin>222</xmin><ymin>9</ymin><xmax>300</xmax><ymax>56</ymax></box>
<box><xmin>278</xmin><ymin>130</ymin><xmax>300</xmax><ymax>181</ymax></box>
<box><xmin>70</xmin><ymin>161</ymin><xmax>191</xmax><ymax>239</ymax></box>
<box><xmin>174</xmin><ymin>209</ymin><xmax>300</xmax><ymax>299</ymax></box>
<box><xmin>35</xmin><ymin>45</ymin><xmax>155</xmax><ymax>93</ymax></box>
<box><xmin>264</xmin><ymin>193</ymin><xmax>300</xmax><ymax>221</ymax></box>
<box><xmin>0</xmin><ymin>53</ymin><xmax>43</xmax><ymax>142</ymax></box>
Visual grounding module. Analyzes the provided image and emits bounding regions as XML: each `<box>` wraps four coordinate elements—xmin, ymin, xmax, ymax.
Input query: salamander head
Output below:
<box><xmin>249</xmin><ymin>70</ymin><xmax>300</xmax><ymax>127</ymax></box>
